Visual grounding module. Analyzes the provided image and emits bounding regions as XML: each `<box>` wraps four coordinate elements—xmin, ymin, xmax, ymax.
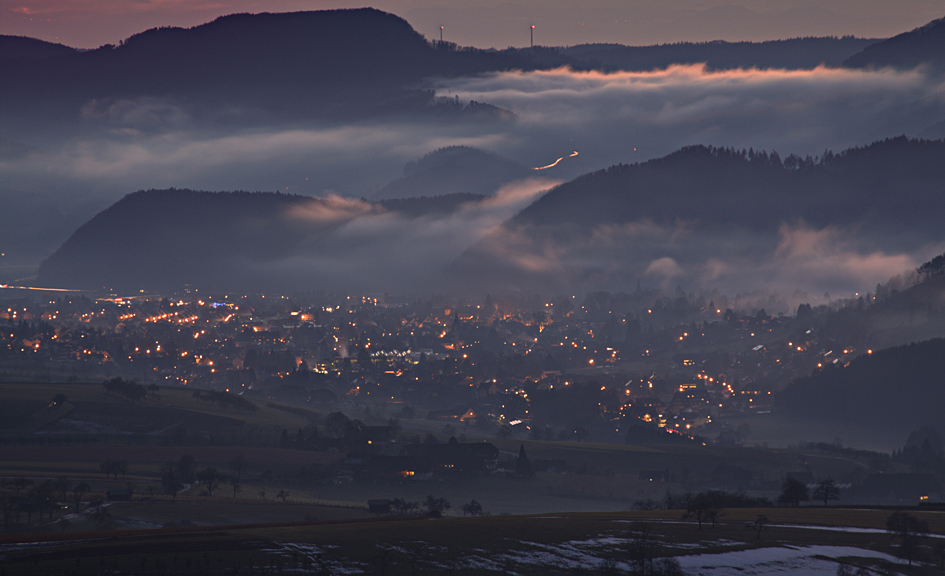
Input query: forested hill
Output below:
<box><xmin>510</xmin><ymin>136</ymin><xmax>944</xmax><ymax>233</ymax></box>
<box><xmin>0</xmin><ymin>9</ymin><xmax>529</xmax><ymax>134</ymax></box>
<box><xmin>563</xmin><ymin>36</ymin><xmax>876</xmax><ymax>72</ymax></box>
<box><xmin>452</xmin><ymin>137</ymin><xmax>945</xmax><ymax>292</ymax></box>
<box><xmin>6</xmin><ymin>9</ymin><xmax>935</xmax><ymax>137</ymax></box>
<box><xmin>0</xmin><ymin>35</ymin><xmax>78</xmax><ymax>59</ymax></box>
<box><xmin>777</xmin><ymin>338</ymin><xmax>945</xmax><ymax>429</ymax></box>
<box><xmin>374</xmin><ymin>146</ymin><xmax>534</xmax><ymax>200</ymax></box>
<box><xmin>843</xmin><ymin>16</ymin><xmax>945</xmax><ymax>71</ymax></box>
<box><xmin>34</xmin><ymin>189</ymin><xmax>484</xmax><ymax>291</ymax></box>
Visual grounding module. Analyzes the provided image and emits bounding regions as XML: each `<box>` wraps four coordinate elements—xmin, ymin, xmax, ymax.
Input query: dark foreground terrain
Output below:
<box><xmin>2</xmin><ymin>507</ymin><xmax>943</xmax><ymax>575</ymax></box>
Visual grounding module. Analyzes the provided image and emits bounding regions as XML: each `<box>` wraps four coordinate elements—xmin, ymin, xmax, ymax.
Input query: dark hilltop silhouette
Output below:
<box><xmin>5</xmin><ymin>9</ymin><xmax>938</xmax><ymax>140</ymax></box>
<box><xmin>0</xmin><ymin>9</ymin><xmax>526</xmax><ymax>136</ymax></box>
<box><xmin>454</xmin><ymin>137</ymin><xmax>945</xmax><ymax>291</ymax></box>
<box><xmin>562</xmin><ymin>36</ymin><xmax>877</xmax><ymax>72</ymax></box>
<box><xmin>34</xmin><ymin>188</ymin><xmax>488</xmax><ymax>291</ymax></box>
<box><xmin>843</xmin><ymin>16</ymin><xmax>945</xmax><ymax>71</ymax></box>
<box><xmin>374</xmin><ymin>146</ymin><xmax>535</xmax><ymax>200</ymax></box>
<box><xmin>0</xmin><ymin>35</ymin><xmax>78</xmax><ymax>59</ymax></box>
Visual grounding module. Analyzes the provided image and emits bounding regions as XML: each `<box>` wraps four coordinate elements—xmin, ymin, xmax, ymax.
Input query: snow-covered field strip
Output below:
<box><xmin>676</xmin><ymin>545</ymin><xmax>900</xmax><ymax>576</ymax></box>
<box><xmin>769</xmin><ymin>523</ymin><xmax>945</xmax><ymax>538</ymax></box>
<box><xmin>454</xmin><ymin>538</ymin><xmax>904</xmax><ymax>576</ymax></box>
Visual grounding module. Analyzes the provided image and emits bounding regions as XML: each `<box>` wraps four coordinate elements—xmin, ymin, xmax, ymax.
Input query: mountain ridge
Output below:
<box><xmin>453</xmin><ymin>136</ymin><xmax>945</xmax><ymax>292</ymax></box>
<box><xmin>843</xmin><ymin>16</ymin><xmax>945</xmax><ymax>70</ymax></box>
<box><xmin>33</xmin><ymin>138</ymin><xmax>945</xmax><ymax>295</ymax></box>
<box><xmin>374</xmin><ymin>146</ymin><xmax>534</xmax><ymax>200</ymax></box>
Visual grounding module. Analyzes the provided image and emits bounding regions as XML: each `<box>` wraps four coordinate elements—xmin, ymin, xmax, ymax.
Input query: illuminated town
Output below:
<box><xmin>1</xmin><ymin>287</ymin><xmax>870</xmax><ymax>444</ymax></box>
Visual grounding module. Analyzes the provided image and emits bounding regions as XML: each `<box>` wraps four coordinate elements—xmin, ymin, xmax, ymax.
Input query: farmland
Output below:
<box><xmin>2</xmin><ymin>507</ymin><xmax>943</xmax><ymax>575</ymax></box>
<box><xmin>2</xmin><ymin>381</ymin><xmax>943</xmax><ymax>574</ymax></box>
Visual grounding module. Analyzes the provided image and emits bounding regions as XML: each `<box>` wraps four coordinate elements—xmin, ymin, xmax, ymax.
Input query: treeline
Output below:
<box><xmin>1</xmin><ymin>476</ymin><xmax>94</xmax><ymax>529</ymax></box>
<box><xmin>632</xmin><ymin>489</ymin><xmax>770</xmax><ymax>513</ymax></box>
<box><xmin>101</xmin><ymin>377</ymin><xmax>147</xmax><ymax>401</ymax></box>
<box><xmin>562</xmin><ymin>36</ymin><xmax>876</xmax><ymax>72</ymax></box>
<box><xmin>508</xmin><ymin>136</ymin><xmax>945</xmax><ymax>234</ymax></box>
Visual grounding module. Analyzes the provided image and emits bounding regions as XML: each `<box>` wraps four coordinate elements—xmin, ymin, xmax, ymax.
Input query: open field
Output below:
<box><xmin>2</xmin><ymin>507</ymin><xmax>942</xmax><ymax>575</ymax></box>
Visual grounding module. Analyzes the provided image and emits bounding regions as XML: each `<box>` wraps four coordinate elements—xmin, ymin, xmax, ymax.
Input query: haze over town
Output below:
<box><xmin>1</xmin><ymin>3</ymin><xmax>944</xmax><ymax>575</ymax></box>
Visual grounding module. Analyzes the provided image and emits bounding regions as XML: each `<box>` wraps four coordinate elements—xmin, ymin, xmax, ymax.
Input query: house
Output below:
<box><xmin>666</xmin><ymin>387</ymin><xmax>712</xmax><ymax>416</ymax></box>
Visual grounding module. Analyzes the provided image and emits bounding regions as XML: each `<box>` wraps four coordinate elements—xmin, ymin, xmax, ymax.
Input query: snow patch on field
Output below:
<box><xmin>463</xmin><ymin>539</ymin><xmax>624</xmax><ymax>572</ymax></box>
<box><xmin>255</xmin><ymin>537</ymin><xmax>906</xmax><ymax>575</ymax></box>
<box><xmin>258</xmin><ymin>542</ymin><xmax>362</xmax><ymax>575</ymax></box>
<box><xmin>677</xmin><ymin>545</ymin><xmax>900</xmax><ymax>576</ymax></box>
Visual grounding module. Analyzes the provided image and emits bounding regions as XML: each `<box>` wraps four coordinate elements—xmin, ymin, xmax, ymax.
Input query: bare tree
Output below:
<box><xmin>745</xmin><ymin>515</ymin><xmax>769</xmax><ymax>539</ymax></box>
<box><xmin>886</xmin><ymin>510</ymin><xmax>929</xmax><ymax>566</ymax></box>
<box><xmin>627</xmin><ymin>522</ymin><xmax>658</xmax><ymax>575</ymax></box>
<box><xmin>71</xmin><ymin>480</ymin><xmax>91</xmax><ymax>509</ymax></box>
<box><xmin>682</xmin><ymin>493</ymin><xmax>719</xmax><ymax>530</ymax></box>
<box><xmin>53</xmin><ymin>477</ymin><xmax>71</xmax><ymax>502</ymax></box>
<box><xmin>197</xmin><ymin>467</ymin><xmax>220</xmax><ymax>497</ymax></box>
<box><xmin>812</xmin><ymin>478</ymin><xmax>840</xmax><ymax>506</ymax></box>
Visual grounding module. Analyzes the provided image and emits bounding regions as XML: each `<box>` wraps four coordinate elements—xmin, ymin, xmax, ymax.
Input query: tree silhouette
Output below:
<box><xmin>778</xmin><ymin>478</ymin><xmax>809</xmax><ymax>506</ymax></box>
<box><xmin>461</xmin><ymin>500</ymin><xmax>483</xmax><ymax>517</ymax></box>
<box><xmin>886</xmin><ymin>511</ymin><xmax>929</xmax><ymax>566</ymax></box>
<box><xmin>198</xmin><ymin>468</ymin><xmax>220</xmax><ymax>497</ymax></box>
<box><xmin>424</xmin><ymin>495</ymin><xmax>450</xmax><ymax>517</ymax></box>
<box><xmin>746</xmin><ymin>514</ymin><xmax>769</xmax><ymax>539</ymax></box>
<box><xmin>516</xmin><ymin>443</ymin><xmax>532</xmax><ymax>478</ymax></box>
<box><xmin>812</xmin><ymin>478</ymin><xmax>840</xmax><ymax>506</ymax></box>
<box><xmin>71</xmin><ymin>481</ymin><xmax>91</xmax><ymax>510</ymax></box>
<box><xmin>626</xmin><ymin>522</ymin><xmax>658</xmax><ymax>575</ymax></box>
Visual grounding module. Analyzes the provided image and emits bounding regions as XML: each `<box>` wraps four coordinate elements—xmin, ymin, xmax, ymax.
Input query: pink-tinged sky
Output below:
<box><xmin>1</xmin><ymin>0</ymin><xmax>942</xmax><ymax>49</ymax></box>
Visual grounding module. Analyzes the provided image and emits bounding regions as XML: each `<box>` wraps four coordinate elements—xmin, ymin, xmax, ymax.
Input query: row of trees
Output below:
<box><xmin>101</xmin><ymin>377</ymin><xmax>147</xmax><ymax>401</ymax></box>
<box><xmin>778</xmin><ymin>477</ymin><xmax>841</xmax><ymax>507</ymax></box>
<box><xmin>383</xmin><ymin>495</ymin><xmax>484</xmax><ymax>518</ymax></box>
<box><xmin>1</xmin><ymin>477</ymin><xmax>92</xmax><ymax>528</ymax></box>
<box><xmin>630</xmin><ymin>481</ymin><xmax>842</xmax><ymax>535</ymax></box>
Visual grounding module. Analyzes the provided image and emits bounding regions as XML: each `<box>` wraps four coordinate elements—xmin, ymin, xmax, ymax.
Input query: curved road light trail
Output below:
<box><xmin>534</xmin><ymin>151</ymin><xmax>579</xmax><ymax>170</ymax></box>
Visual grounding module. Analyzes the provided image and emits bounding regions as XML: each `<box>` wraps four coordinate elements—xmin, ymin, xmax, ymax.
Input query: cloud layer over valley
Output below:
<box><xmin>4</xmin><ymin>61</ymin><xmax>945</xmax><ymax>300</ymax></box>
